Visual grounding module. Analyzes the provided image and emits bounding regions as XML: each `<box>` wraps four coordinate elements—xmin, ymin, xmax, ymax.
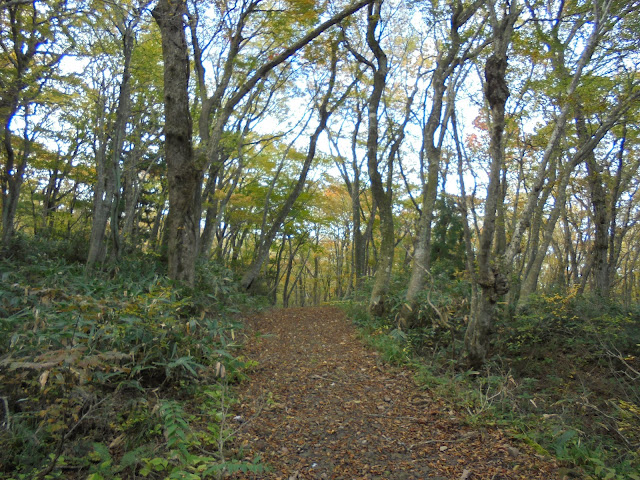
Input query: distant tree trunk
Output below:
<box><xmin>564</xmin><ymin>212</ymin><xmax>580</xmax><ymax>286</ymax></box>
<box><xmin>576</xmin><ymin>109</ymin><xmax>610</xmax><ymax>298</ymax></box>
<box><xmin>313</xmin><ymin>255</ymin><xmax>320</xmax><ymax>305</ymax></box>
<box><xmin>198</xmin><ymin>169</ymin><xmax>220</xmax><ymax>258</ymax></box>
<box><xmin>607</xmin><ymin>128</ymin><xmax>636</xmax><ymax>294</ymax></box>
<box><xmin>452</xmin><ymin>106</ymin><xmax>479</xmax><ymax>336</ymax></box>
<box><xmin>150</xmin><ymin>189</ymin><xmax>166</xmax><ymax>252</ymax></box>
<box><xmin>282</xmin><ymin>237</ymin><xmax>294</xmax><ymax>308</ymax></box>
<box><xmin>241</xmin><ymin>46</ymin><xmax>344</xmax><ymax>290</ymax></box>
<box><xmin>109</xmin><ymin>23</ymin><xmax>136</xmax><ymax>261</ymax></box>
<box><xmin>40</xmin><ymin>148</ymin><xmax>75</xmax><ymax>235</ymax></box>
<box><xmin>518</xmin><ymin>163</ymin><xmax>571</xmax><ymax>302</ymax></box>
<box><xmin>86</xmin><ymin>10</ymin><xmax>140</xmax><ymax>268</ymax></box>
<box><xmin>153</xmin><ymin>0</ymin><xmax>199</xmax><ymax>286</ymax></box>
<box><xmin>270</xmin><ymin>234</ymin><xmax>287</xmax><ymax>304</ymax></box>
<box><xmin>86</xmin><ymin>100</ymin><xmax>114</xmax><ymax>268</ymax></box>
<box><xmin>350</xmin><ymin>154</ymin><xmax>366</xmax><ymax>291</ymax></box>
<box><xmin>122</xmin><ymin>143</ymin><xmax>152</xmax><ymax>248</ymax></box>
<box><xmin>329</xmin><ymin>103</ymin><xmax>372</xmax><ymax>293</ymax></box>
<box><xmin>282</xmin><ymin>236</ymin><xmax>305</xmax><ymax>307</ymax></box>
<box><xmin>1</xmin><ymin>112</ymin><xmax>30</xmax><ymax>247</ymax></box>
<box><xmin>231</xmin><ymin>227</ymin><xmax>249</xmax><ymax>263</ymax></box>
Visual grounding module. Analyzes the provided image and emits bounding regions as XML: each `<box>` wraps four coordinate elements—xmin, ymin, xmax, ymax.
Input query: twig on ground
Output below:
<box><xmin>35</xmin><ymin>397</ymin><xmax>108</xmax><ymax>480</ymax></box>
<box><xmin>409</xmin><ymin>431</ymin><xmax>480</xmax><ymax>450</ymax></box>
<box><xmin>0</xmin><ymin>396</ymin><xmax>9</xmax><ymax>430</ymax></box>
<box><xmin>365</xmin><ymin>413</ymin><xmax>421</xmax><ymax>420</ymax></box>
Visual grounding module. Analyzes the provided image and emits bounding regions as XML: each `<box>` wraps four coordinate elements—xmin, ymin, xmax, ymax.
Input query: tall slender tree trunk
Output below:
<box><xmin>86</xmin><ymin>17</ymin><xmax>137</xmax><ymax>268</ymax></box>
<box><xmin>576</xmin><ymin>110</ymin><xmax>610</xmax><ymax>297</ymax></box>
<box><xmin>364</xmin><ymin>0</ymin><xmax>392</xmax><ymax>317</ymax></box>
<box><xmin>465</xmin><ymin>51</ymin><xmax>511</xmax><ymax>367</ymax></box>
<box><xmin>518</xmin><ymin>164</ymin><xmax>571</xmax><ymax>302</ymax></box>
<box><xmin>153</xmin><ymin>0</ymin><xmax>199</xmax><ymax>286</ymax></box>
<box><xmin>464</xmin><ymin>2</ymin><xmax>518</xmax><ymax>367</ymax></box>
<box><xmin>313</xmin><ymin>255</ymin><xmax>320</xmax><ymax>305</ymax></box>
<box><xmin>1</xmin><ymin>114</ymin><xmax>29</xmax><ymax>247</ymax></box>
<box><xmin>400</xmin><ymin>0</ymin><xmax>485</xmax><ymax>327</ymax></box>
<box><xmin>398</xmin><ymin>75</ymin><xmax>450</xmax><ymax>327</ymax></box>
<box><xmin>282</xmin><ymin>237</ymin><xmax>295</xmax><ymax>308</ymax></box>
<box><xmin>86</xmin><ymin>104</ymin><xmax>114</xmax><ymax>268</ymax></box>
<box><xmin>241</xmin><ymin>47</ymin><xmax>343</xmax><ymax>290</ymax></box>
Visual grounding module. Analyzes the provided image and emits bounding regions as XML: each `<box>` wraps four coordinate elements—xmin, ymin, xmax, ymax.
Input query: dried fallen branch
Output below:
<box><xmin>460</xmin><ymin>469</ymin><xmax>472</xmax><ymax>480</ymax></box>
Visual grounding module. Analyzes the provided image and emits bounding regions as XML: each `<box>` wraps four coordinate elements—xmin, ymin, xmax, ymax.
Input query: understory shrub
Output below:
<box><xmin>343</xmin><ymin>282</ymin><xmax>640</xmax><ymax>480</ymax></box>
<box><xmin>0</xmin><ymin>237</ymin><xmax>266</xmax><ymax>479</ymax></box>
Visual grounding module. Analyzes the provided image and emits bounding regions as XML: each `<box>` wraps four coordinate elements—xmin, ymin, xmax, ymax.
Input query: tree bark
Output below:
<box><xmin>364</xmin><ymin>0</ymin><xmax>393</xmax><ymax>317</ymax></box>
<box><xmin>464</xmin><ymin>1</ymin><xmax>518</xmax><ymax>367</ymax></box>
<box><xmin>153</xmin><ymin>0</ymin><xmax>199</xmax><ymax>286</ymax></box>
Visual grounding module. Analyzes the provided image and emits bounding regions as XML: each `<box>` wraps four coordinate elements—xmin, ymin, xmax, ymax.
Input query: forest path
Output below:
<box><xmin>231</xmin><ymin>306</ymin><xmax>558</xmax><ymax>479</ymax></box>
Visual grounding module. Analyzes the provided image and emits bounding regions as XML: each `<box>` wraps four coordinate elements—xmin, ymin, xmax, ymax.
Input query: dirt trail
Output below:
<box><xmin>231</xmin><ymin>306</ymin><xmax>558</xmax><ymax>479</ymax></box>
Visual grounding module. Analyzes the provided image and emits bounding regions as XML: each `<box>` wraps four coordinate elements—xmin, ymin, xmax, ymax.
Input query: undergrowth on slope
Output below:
<box><xmin>339</xmin><ymin>273</ymin><xmax>640</xmax><ymax>480</ymax></box>
<box><xmin>0</xmin><ymin>235</ymin><xmax>268</xmax><ymax>479</ymax></box>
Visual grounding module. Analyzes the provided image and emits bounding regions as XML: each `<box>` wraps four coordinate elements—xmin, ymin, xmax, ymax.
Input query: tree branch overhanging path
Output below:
<box><xmin>153</xmin><ymin>0</ymin><xmax>376</xmax><ymax>287</ymax></box>
<box><xmin>232</xmin><ymin>306</ymin><xmax>559</xmax><ymax>479</ymax></box>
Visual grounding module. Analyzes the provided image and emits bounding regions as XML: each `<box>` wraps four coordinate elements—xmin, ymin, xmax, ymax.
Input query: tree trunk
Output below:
<box><xmin>282</xmin><ymin>237</ymin><xmax>294</xmax><ymax>308</ymax></box>
<box><xmin>313</xmin><ymin>255</ymin><xmax>320</xmax><ymax>305</ymax></box>
<box><xmin>1</xmin><ymin>116</ymin><xmax>29</xmax><ymax>247</ymax></box>
<box><xmin>241</xmin><ymin>47</ymin><xmax>343</xmax><ymax>290</ymax></box>
<box><xmin>518</xmin><ymin>163</ymin><xmax>571</xmax><ymax>303</ymax></box>
<box><xmin>398</xmin><ymin>70</ymin><xmax>454</xmax><ymax>327</ymax></box>
<box><xmin>465</xmin><ymin>52</ymin><xmax>511</xmax><ymax>367</ymax></box>
<box><xmin>153</xmin><ymin>0</ymin><xmax>199</xmax><ymax>286</ymax></box>
<box><xmin>198</xmin><ymin>168</ymin><xmax>219</xmax><ymax>258</ymax></box>
<box><xmin>400</xmin><ymin>1</ymin><xmax>484</xmax><ymax>326</ymax></box>
<box><xmin>364</xmin><ymin>0</ymin><xmax>392</xmax><ymax>317</ymax></box>
<box><xmin>464</xmin><ymin>2</ymin><xmax>518</xmax><ymax>367</ymax></box>
<box><xmin>86</xmin><ymin>102</ymin><xmax>114</xmax><ymax>268</ymax></box>
<box><xmin>576</xmin><ymin>111</ymin><xmax>610</xmax><ymax>297</ymax></box>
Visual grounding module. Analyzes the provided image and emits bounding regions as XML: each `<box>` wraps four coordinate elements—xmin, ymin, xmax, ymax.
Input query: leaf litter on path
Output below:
<box><xmin>230</xmin><ymin>307</ymin><xmax>559</xmax><ymax>479</ymax></box>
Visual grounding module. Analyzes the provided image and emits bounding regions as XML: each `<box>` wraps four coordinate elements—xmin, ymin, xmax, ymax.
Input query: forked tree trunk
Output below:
<box><xmin>399</xmin><ymin>0</ymin><xmax>484</xmax><ymax>328</ymax></box>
